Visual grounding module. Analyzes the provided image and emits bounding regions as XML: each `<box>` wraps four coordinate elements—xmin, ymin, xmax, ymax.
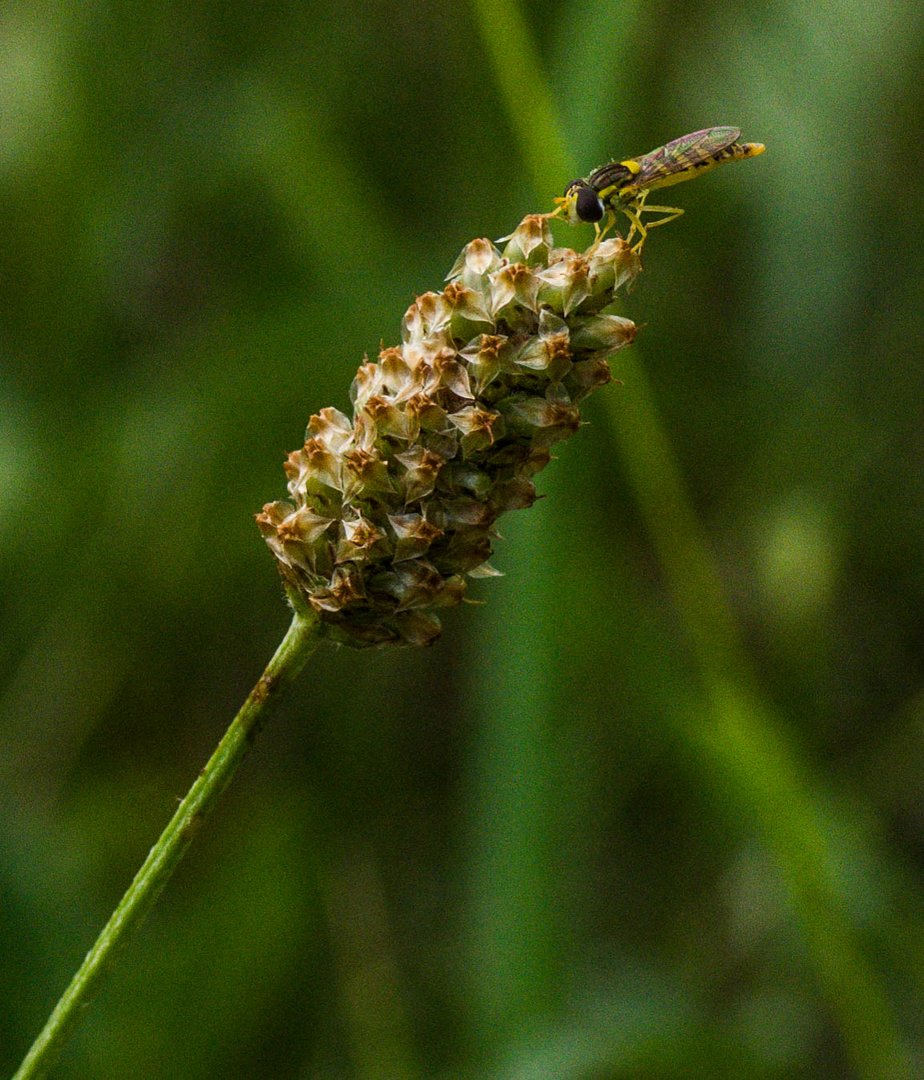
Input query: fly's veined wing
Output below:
<box><xmin>630</xmin><ymin>127</ymin><xmax>742</xmax><ymax>188</ymax></box>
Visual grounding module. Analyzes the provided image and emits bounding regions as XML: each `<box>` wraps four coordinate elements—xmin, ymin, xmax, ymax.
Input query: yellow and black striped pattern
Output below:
<box><xmin>555</xmin><ymin>127</ymin><xmax>765</xmax><ymax>253</ymax></box>
<box><xmin>606</xmin><ymin>127</ymin><xmax>765</xmax><ymax>200</ymax></box>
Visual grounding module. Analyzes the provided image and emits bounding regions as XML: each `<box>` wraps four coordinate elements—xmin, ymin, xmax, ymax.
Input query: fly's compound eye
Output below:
<box><xmin>574</xmin><ymin>184</ymin><xmax>605</xmax><ymax>223</ymax></box>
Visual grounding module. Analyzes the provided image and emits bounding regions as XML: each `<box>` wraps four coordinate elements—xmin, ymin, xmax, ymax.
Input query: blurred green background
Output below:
<box><xmin>3</xmin><ymin>0</ymin><xmax>924</xmax><ymax>1076</ymax></box>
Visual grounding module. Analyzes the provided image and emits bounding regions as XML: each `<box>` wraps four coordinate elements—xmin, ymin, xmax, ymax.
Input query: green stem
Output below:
<box><xmin>13</xmin><ymin>611</ymin><xmax>323</xmax><ymax>1080</ymax></box>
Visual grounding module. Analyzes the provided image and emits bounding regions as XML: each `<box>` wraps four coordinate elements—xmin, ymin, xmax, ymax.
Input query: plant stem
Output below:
<box><xmin>13</xmin><ymin>611</ymin><xmax>323</xmax><ymax>1080</ymax></box>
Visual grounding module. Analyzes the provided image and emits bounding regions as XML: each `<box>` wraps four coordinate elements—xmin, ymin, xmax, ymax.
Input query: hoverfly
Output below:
<box><xmin>553</xmin><ymin>127</ymin><xmax>765</xmax><ymax>253</ymax></box>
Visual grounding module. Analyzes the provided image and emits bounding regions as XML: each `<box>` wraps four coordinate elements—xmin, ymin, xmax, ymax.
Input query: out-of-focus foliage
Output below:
<box><xmin>2</xmin><ymin>1</ymin><xmax>924</xmax><ymax>1076</ymax></box>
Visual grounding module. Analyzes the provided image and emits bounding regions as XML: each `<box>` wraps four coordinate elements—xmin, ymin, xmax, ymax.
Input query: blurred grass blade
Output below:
<box><xmin>468</xmin><ymin>0</ymin><xmax>911</xmax><ymax>1075</ymax></box>
<box><xmin>468</xmin><ymin>0</ymin><xmax>570</xmax><ymax>194</ymax></box>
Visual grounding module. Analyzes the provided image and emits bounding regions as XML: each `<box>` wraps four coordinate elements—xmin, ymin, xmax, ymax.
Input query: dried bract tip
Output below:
<box><xmin>258</xmin><ymin>221</ymin><xmax>640</xmax><ymax>647</ymax></box>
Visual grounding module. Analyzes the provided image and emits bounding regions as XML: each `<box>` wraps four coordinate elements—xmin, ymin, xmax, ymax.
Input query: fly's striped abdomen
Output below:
<box><xmin>613</xmin><ymin>129</ymin><xmax>765</xmax><ymax>201</ymax></box>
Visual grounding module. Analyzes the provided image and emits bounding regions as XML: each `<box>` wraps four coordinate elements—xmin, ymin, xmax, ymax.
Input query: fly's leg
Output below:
<box><xmin>620</xmin><ymin>199</ymin><xmax>647</xmax><ymax>252</ymax></box>
<box><xmin>588</xmin><ymin>208</ymin><xmax>617</xmax><ymax>253</ymax></box>
<box><xmin>637</xmin><ymin>204</ymin><xmax>685</xmax><ymax>231</ymax></box>
<box><xmin>620</xmin><ymin>190</ymin><xmax>686</xmax><ymax>252</ymax></box>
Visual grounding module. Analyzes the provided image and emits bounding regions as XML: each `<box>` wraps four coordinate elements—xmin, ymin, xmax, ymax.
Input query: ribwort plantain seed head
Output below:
<box><xmin>256</xmin><ymin>217</ymin><xmax>640</xmax><ymax>648</ymax></box>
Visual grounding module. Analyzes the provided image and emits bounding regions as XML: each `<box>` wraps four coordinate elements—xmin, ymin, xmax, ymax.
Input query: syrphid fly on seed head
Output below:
<box><xmin>553</xmin><ymin>127</ymin><xmax>765</xmax><ymax>253</ymax></box>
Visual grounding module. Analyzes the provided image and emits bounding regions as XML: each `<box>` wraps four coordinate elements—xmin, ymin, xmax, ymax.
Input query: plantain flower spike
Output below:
<box><xmin>256</xmin><ymin>215</ymin><xmax>640</xmax><ymax>648</ymax></box>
